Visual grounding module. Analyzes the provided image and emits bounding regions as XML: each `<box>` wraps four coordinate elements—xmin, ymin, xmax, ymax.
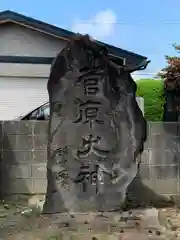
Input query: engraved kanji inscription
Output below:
<box><xmin>76</xmin><ymin>73</ymin><xmax>102</xmax><ymax>96</ymax></box>
<box><xmin>84</xmin><ymin>78</ymin><xmax>99</xmax><ymax>95</ymax></box>
<box><xmin>54</xmin><ymin>163</ymin><xmax>69</xmax><ymax>190</ymax></box>
<box><xmin>53</xmin><ymin>146</ymin><xmax>69</xmax><ymax>165</ymax></box>
<box><xmin>57</xmin><ymin>146</ymin><xmax>69</xmax><ymax>156</ymax></box>
<box><xmin>52</xmin><ymin>146</ymin><xmax>69</xmax><ymax>189</ymax></box>
<box><xmin>77</xmin><ymin>134</ymin><xmax>101</xmax><ymax>157</ymax></box>
<box><xmin>73</xmin><ymin>98</ymin><xmax>104</xmax><ymax>127</ymax></box>
<box><xmin>74</xmin><ymin>164</ymin><xmax>98</xmax><ymax>192</ymax></box>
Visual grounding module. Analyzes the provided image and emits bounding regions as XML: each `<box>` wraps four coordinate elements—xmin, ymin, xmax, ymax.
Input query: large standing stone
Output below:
<box><xmin>43</xmin><ymin>35</ymin><xmax>149</xmax><ymax>213</ymax></box>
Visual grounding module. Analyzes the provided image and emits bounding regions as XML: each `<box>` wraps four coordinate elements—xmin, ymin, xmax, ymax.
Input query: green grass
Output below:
<box><xmin>136</xmin><ymin>79</ymin><xmax>164</xmax><ymax>121</ymax></box>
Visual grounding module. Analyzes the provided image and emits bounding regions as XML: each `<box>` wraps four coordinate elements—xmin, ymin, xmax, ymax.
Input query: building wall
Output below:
<box><xmin>0</xmin><ymin>23</ymin><xmax>68</xmax><ymax>80</ymax></box>
<box><xmin>0</xmin><ymin>121</ymin><xmax>180</xmax><ymax>199</ymax></box>
<box><xmin>0</xmin><ymin>23</ymin><xmax>67</xmax><ymax>57</ymax></box>
<box><xmin>0</xmin><ymin>23</ymin><xmax>68</xmax><ymax>119</ymax></box>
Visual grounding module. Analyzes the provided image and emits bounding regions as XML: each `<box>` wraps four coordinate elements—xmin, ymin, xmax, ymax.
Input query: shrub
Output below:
<box><xmin>157</xmin><ymin>44</ymin><xmax>180</xmax><ymax>122</ymax></box>
<box><xmin>157</xmin><ymin>44</ymin><xmax>180</xmax><ymax>91</ymax></box>
<box><xmin>136</xmin><ymin>79</ymin><xmax>164</xmax><ymax>121</ymax></box>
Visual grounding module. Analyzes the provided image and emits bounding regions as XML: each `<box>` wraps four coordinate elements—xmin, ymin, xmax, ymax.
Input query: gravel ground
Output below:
<box><xmin>0</xmin><ymin>200</ymin><xmax>179</xmax><ymax>239</ymax></box>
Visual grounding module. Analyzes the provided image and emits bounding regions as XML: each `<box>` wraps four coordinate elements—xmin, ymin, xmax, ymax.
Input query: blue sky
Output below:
<box><xmin>0</xmin><ymin>0</ymin><xmax>180</xmax><ymax>79</ymax></box>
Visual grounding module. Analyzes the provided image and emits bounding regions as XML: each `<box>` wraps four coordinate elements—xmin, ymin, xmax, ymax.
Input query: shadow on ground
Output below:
<box><xmin>123</xmin><ymin>172</ymin><xmax>175</xmax><ymax>210</ymax></box>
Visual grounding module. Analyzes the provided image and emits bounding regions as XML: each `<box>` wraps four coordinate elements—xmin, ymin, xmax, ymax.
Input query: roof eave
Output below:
<box><xmin>0</xmin><ymin>10</ymin><xmax>148</xmax><ymax>64</ymax></box>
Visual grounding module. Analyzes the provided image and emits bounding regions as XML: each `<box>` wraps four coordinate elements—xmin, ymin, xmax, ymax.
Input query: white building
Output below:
<box><xmin>0</xmin><ymin>10</ymin><xmax>147</xmax><ymax>120</ymax></box>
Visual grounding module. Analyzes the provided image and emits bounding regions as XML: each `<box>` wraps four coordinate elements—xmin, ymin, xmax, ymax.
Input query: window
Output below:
<box><xmin>28</xmin><ymin>109</ymin><xmax>39</xmax><ymax>120</ymax></box>
<box><xmin>42</xmin><ymin>105</ymin><xmax>50</xmax><ymax>120</ymax></box>
<box><xmin>22</xmin><ymin>103</ymin><xmax>50</xmax><ymax>120</ymax></box>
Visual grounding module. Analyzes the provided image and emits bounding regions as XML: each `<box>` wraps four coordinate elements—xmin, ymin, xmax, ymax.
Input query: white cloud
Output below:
<box><xmin>72</xmin><ymin>9</ymin><xmax>117</xmax><ymax>40</ymax></box>
<box><xmin>132</xmin><ymin>67</ymin><xmax>161</xmax><ymax>81</ymax></box>
<box><xmin>132</xmin><ymin>72</ymin><xmax>154</xmax><ymax>81</ymax></box>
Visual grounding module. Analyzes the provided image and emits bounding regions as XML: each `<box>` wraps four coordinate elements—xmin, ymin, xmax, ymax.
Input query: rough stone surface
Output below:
<box><xmin>43</xmin><ymin>35</ymin><xmax>147</xmax><ymax>213</ymax></box>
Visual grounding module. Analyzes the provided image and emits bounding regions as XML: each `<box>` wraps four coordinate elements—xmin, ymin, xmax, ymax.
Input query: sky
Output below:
<box><xmin>0</xmin><ymin>0</ymin><xmax>180</xmax><ymax>79</ymax></box>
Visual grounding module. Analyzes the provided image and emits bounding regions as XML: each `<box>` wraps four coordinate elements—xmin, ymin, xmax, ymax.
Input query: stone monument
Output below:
<box><xmin>43</xmin><ymin>35</ymin><xmax>149</xmax><ymax>214</ymax></box>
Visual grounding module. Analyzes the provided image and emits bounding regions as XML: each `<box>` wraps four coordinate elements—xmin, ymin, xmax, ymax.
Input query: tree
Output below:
<box><xmin>157</xmin><ymin>44</ymin><xmax>180</xmax><ymax>122</ymax></box>
<box><xmin>136</xmin><ymin>79</ymin><xmax>164</xmax><ymax>121</ymax></box>
<box><xmin>158</xmin><ymin>44</ymin><xmax>180</xmax><ymax>91</ymax></box>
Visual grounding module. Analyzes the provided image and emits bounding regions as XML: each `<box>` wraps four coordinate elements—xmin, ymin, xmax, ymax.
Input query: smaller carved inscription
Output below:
<box><xmin>55</xmin><ymin>170</ymin><xmax>68</xmax><ymax>181</ymax></box>
<box><xmin>53</xmin><ymin>146</ymin><xmax>69</xmax><ymax>189</ymax></box>
<box><xmin>53</xmin><ymin>146</ymin><xmax>69</xmax><ymax>165</ymax></box>
<box><xmin>57</xmin><ymin>146</ymin><xmax>69</xmax><ymax>156</ymax></box>
<box><xmin>73</xmin><ymin>98</ymin><xmax>104</xmax><ymax>127</ymax></box>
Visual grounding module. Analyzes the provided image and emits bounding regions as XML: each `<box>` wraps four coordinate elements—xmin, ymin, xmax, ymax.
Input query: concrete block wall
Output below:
<box><xmin>0</xmin><ymin>120</ymin><xmax>180</xmax><ymax>198</ymax></box>
<box><xmin>139</xmin><ymin>122</ymin><xmax>180</xmax><ymax>197</ymax></box>
<box><xmin>0</xmin><ymin>121</ymin><xmax>48</xmax><ymax>197</ymax></box>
